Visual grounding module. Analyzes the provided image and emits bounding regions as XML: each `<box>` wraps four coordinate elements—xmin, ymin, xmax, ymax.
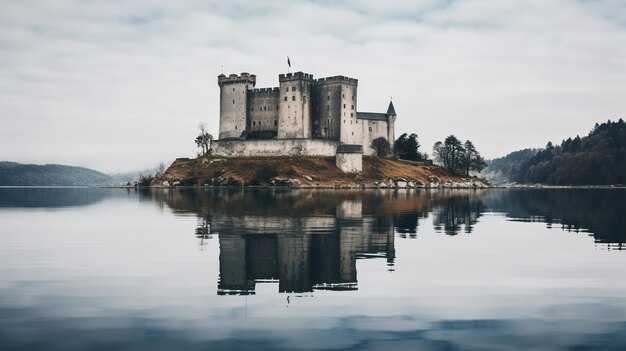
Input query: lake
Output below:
<box><xmin>0</xmin><ymin>187</ymin><xmax>625</xmax><ymax>350</ymax></box>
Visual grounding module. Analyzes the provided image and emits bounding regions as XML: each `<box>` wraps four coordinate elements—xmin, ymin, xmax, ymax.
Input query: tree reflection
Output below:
<box><xmin>433</xmin><ymin>194</ymin><xmax>485</xmax><ymax>235</ymax></box>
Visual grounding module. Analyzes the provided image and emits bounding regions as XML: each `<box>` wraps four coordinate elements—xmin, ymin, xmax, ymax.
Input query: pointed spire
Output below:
<box><xmin>386</xmin><ymin>100</ymin><xmax>396</xmax><ymax>115</ymax></box>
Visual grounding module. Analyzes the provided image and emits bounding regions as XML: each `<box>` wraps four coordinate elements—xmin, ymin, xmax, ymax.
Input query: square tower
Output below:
<box><xmin>278</xmin><ymin>72</ymin><xmax>314</xmax><ymax>139</ymax></box>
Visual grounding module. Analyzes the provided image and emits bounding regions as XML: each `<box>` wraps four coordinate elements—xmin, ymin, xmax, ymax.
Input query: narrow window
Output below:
<box><xmin>292</xmin><ymin>96</ymin><xmax>295</xmax><ymax>101</ymax></box>
<box><xmin>253</xmin><ymin>121</ymin><xmax>256</xmax><ymax>126</ymax></box>
<box><xmin>274</xmin><ymin>120</ymin><xmax>278</xmax><ymax>126</ymax></box>
<box><xmin>350</xmin><ymin>113</ymin><xmax>353</xmax><ymax>117</ymax></box>
<box><xmin>343</xmin><ymin>119</ymin><xmax>346</xmax><ymax>123</ymax></box>
<box><xmin>369</xmin><ymin>127</ymin><xmax>372</xmax><ymax>132</ymax></box>
<box><xmin>284</xmin><ymin>96</ymin><xmax>287</xmax><ymax>101</ymax></box>
<box><xmin>264</xmin><ymin>106</ymin><xmax>267</xmax><ymax>111</ymax></box>
<box><xmin>327</xmin><ymin>96</ymin><xmax>330</xmax><ymax>101</ymax></box>
<box><xmin>352</xmin><ymin>95</ymin><xmax>354</xmax><ymax>101</ymax></box>
<box><xmin>351</xmin><ymin>105</ymin><xmax>354</xmax><ymax>110</ymax></box>
<box><xmin>233</xmin><ymin>88</ymin><xmax>235</xmax><ymax>92</ymax></box>
<box><xmin>235</xmin><ymin>125</ymin><xmax>238</xmax><ymax>130</ymax></box>
<box><xmin>232</xmin><ymin>99</ymin><xmax>235</xmax><ymax>104</ymax></box>
<box><xmin>292</xmin><ymin>87</ymin><xmax>296</xmax><ymax>92</ymax></box>
<box><xmin>343</xmin><ymin>104</ymin><xmax>346</xmax><ymax>108</ymax></box>
<box><xmin>352</xmin><ymin>132</ymin><xmax>354</xmax><ymax>136</ymax></box>
<box><xmin>342</xmin><ymin>94</ymin><xmax>345</xmax><ymax>98</ymax></box>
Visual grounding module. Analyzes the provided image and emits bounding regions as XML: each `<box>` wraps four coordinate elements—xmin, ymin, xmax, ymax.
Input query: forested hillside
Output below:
<box><xmin>488</xmin><ymin>119</ymin><xmax>626</xmax><ymax>185</ymax></box>
<box><xmin>481</xmin><ymin>149</ymin><xmax>538</xmax><ymax>185</ymax></box>
<box><xmin>0</xmin><ymin>162</ymin><xmax>115</xmax><ymax>186</ymax></box>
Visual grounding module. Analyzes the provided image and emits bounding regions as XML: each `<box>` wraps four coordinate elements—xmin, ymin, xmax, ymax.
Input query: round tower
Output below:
<box><xmin>218</xmin><ymin>72</ymin><xmax>256</xmax><ymax>139</ymax></box>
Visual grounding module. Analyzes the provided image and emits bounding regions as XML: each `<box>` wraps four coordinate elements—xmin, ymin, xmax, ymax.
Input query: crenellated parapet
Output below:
<box><xmin>315</xmin><ymin>75</ymin><xmax>358</xmax><ymax>86</ymax></box>
<box><xmin>279</xmin><ymin>72</ymin><xmax>314</xmax><ymax>82</ymax></box>
<box><xmin>218</xmin><ymin>72</ymin><xmax>257</xmax><ymax>87</ymax></box>
<box><xmin>250</xmin><ymin>87</ymin><xmax>280</xmax><ymax>96</ymax></box>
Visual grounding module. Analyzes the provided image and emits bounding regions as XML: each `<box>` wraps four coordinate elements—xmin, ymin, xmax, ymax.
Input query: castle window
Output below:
<box><xmin>233</xmin><ymin>88</ymin><xmax>235</xmax><ymax>92</ymax></box>
<box><xmin>235</xmin><ymin>126</ymin><xmax>237</xmax><ymax>130</ymax></box>
<box><xmin>343</xmin><ymin>104</ymin><xmax>346</xmax><ymax>108</ymax></box>
<box><xmin>369</xmin><ymin>127</ymin><xmax>372</xmax><ymax>131</ymax></box>
<box><xmin>351</xmin><ymin>105</ymin><xmax>354</xmax><ymax>110</ymax></box>
<box><xmin>233</xmin><ymin>99</ymin><xmax>235</xmax><ymax>104</ymax></box>
<box><xmin>276</xmin><ymin>105</ymin><xmax>279</xmax><ymax>110</ymax></box>
<box><xmin>253</xmin><ymin>121</ymin><xmax>256</xmax><ymax>126</ymax></box>
<box><xmin>284</xmin><ymin>96</ymin><xmax>287</xmax><ymax>101</ymax></box>
<box><xmin>352</xmin><ymin>132</ymin><xmax>354</xmax><ymax>136</ymax></box>
<box><xmin>264</xmin><ymin>106</ymin><xmax>266</xmax><ymax>111</ymax></box>
<box><xmin>292</xmin><ymin>96</ymin><xmax>295</xmax><ymax>101</ymax></box>
<box><xmin>352</xmin><ymin>95</ymin><xmax>354</xmax><ymax>101</ymax></box>
<box><xmin>350</xmin><ymin>120</ymin><xmax>352</xmax><ymax>125</ymax></box>
<box><xmin>351</xmin><ymin>113</ymin><xmax>353</xmax><ymax>117</ymax></box>
<box><xmin>259</xmin><ymin>107</ymin><xmax>262</xmax><ymax>111</ymax></box>
<box><xmin>342</xmin><ymin>94</ymin><xmax>345</xmax><ymax>98</ymax></box>
<box><xmin>274</xmin><ymin>120</ymin><xmax>278</xmax><ymax>126</ymax></box>
<box><xmin>292</xmin><ymin>87</ymin><xmax>296</xmax><ymax>92</ymax></box>
<box><xmin>327</xmin><ymin>96</ymin><xmax>330</xmax><ymax>101</ymax></box>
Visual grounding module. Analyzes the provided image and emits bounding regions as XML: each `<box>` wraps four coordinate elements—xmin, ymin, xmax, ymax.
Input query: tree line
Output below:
<box><xmin>371</xmin><ymin>133</ymin><xmax>486</xmax><ymax>176</ymax></box>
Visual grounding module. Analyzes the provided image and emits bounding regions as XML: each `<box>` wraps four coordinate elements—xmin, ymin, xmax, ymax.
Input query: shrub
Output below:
<box><xmin>138</xmin><ymin>174</ymin><xmax>153</xmax><ymax>186</ymax></box>
<box><xmin>371</xmin><ymin>137</ymin><xmax>391</xmax><ymax>157</ymax></box>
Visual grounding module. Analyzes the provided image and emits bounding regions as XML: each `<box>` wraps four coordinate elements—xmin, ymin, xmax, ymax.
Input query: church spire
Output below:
<box><xmin>386</xmin><ymin>100</ymin><xmax>396</xmax><ymax>116</ymax></box>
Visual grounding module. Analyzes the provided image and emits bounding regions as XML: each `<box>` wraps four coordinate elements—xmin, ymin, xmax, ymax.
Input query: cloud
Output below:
<box><xmin>0</xmin><ymin>0</ymin><xmax>625</xmax><ymax>172</ymax></box>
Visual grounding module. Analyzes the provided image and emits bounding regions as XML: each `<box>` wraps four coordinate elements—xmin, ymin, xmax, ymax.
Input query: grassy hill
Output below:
<box><xmin>0</xmin><ymin>162</ymin><xmax>115</xmax><ymax>186</ymax></box>
<box><xmin>156</xmin><ymin>156</ymin><xmax>489</xmax><ymax>187</ymax></box>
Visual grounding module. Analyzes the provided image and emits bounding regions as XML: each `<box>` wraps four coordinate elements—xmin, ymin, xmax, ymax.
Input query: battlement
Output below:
<box><xmin>250</xmin><ymin>87</ymin><xmax>280</xmax><ymax>95</ymax></box>
<box><xmin>218</xmin><ymin>72</ymin><xmax>257</xmax><ymax>87</ymax></box>
<box><xmin>314</xmin><ymin>75</ymin><xmax>358</xmax><ymax>86</ymax></box>
<box><xmin>278</xmin><ymin>71</ymin><xmax>314</xmax><ymax>82</ymax></box>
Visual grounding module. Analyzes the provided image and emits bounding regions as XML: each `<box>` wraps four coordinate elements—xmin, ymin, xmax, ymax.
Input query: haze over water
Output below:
<box><xmin>0</xmin><ymin>188</ymin><xmax>625</xmax><ymax>350</ymax></box>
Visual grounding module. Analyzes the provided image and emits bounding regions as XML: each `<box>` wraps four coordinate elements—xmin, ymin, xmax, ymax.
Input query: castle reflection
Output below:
<box><xmin>211</xmin><ymin>197</ymin><xmax>396</xmax><ymax>294</ymax></box>
<box><xmin>138</xmin><ymin>187</ymin><xmax>626</xmax><ymax>294</ymax></box>
<box><xmin>154</xmin><ymin>189</ymin><xmax>483</xmax><ymax>294</ymax></box>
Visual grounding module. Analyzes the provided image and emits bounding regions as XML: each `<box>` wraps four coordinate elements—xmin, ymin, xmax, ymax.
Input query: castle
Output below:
<box><xmin>211</xmin><ymin>71</ymin><xmax>397</xmax><ymax>172</ymax></box>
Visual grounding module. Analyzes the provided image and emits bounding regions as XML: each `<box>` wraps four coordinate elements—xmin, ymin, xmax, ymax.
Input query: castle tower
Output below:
<box><xmin>278</xmin><ymin>72</ymin><xmax>314</xmax><ymax>139</ymax></box>
<box><xmin>217</xmin><ymin>72</ymin><xmax>256</xmax><ymax>139</ymax></box>
<box><xmin>311</xmin><ymin>76</ymin><xmax>358</xmax><ymax>143</ymax></box>
<box><xmin>386</xmin><ymin>100</ymin><xmax>397</xmax><ymax>151</ymax></box>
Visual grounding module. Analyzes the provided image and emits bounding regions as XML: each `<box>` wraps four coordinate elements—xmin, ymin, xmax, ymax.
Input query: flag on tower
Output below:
<box><xmin>287</xmin><ymin>56</ymin><xmax>291</xmax><ymax>67</ymax></box>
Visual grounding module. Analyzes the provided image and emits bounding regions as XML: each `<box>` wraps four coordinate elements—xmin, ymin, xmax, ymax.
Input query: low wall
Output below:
<box><xmin>336</xmin><ymin>152</ymin><xmax>363</xmax><ymax>173</ymax></box>
<box><xmin>212</xmin><ymin>139</ymin><xmax>340</xmax><ymax>157</ymax></box>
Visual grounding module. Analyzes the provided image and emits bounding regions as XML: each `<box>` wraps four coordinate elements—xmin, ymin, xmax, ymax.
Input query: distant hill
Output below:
<box><xmin>481</xmin><ymin>149</ymin><xmax>538</xmax><ymax>185</ymax></box>
<box><xmin>0</xmin><ymin>162</ymin><xmax>115</xmax><ymax>186</ymax></box>
<box><xmin>484</xmin><ymin>119</ymin><xmax>626</xmax><ymax>185</ymax></box>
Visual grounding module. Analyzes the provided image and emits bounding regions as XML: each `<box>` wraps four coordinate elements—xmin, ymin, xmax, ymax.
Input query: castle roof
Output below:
<box><xmin>387</xmin><ymin>101</ymin><xmax>396</xmax><ymax>115</ymax></box>
<box><xmin>356</xmin><ymin>112</ymin><xmax>388</xmax><ymax>121</ymax></box>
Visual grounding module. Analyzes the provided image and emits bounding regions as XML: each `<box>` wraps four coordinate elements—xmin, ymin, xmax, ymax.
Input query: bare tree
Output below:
<box><xmin>195</xmin><ymin>123</ymin><xmax>213</xmax><ymax>156</ymax></box>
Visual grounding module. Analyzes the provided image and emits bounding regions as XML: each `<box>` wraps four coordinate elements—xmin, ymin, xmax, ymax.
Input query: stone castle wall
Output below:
<box><xmin>212</xmin><ymin>139</ymin><xmax>340</xmax><ymax>157</ymax></box>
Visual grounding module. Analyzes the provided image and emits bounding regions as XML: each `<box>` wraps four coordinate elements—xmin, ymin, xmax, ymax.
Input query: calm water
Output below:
<box><xmin>1</xmin><ymin>188</ymin><xmax>625</xmax><ymax>351</ymax></box>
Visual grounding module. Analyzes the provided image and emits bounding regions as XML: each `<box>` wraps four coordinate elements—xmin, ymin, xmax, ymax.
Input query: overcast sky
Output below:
<box><xmin>1</xmin><ymin>0</ymin><xmax>625</xmax><ymax>172</ymax></box>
